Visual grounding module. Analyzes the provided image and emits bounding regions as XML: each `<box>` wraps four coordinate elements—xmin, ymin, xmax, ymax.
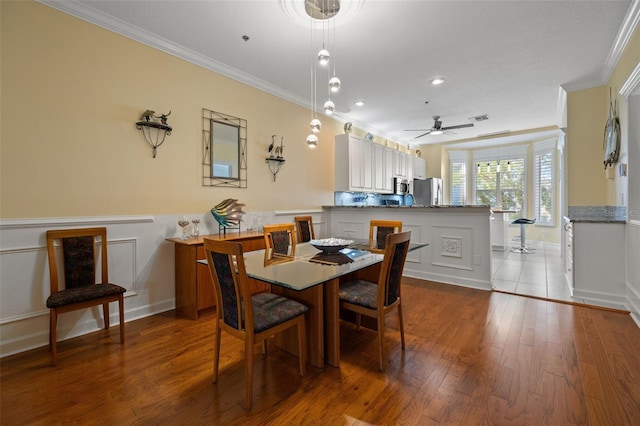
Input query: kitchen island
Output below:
<box><xmin>324</xmin><ymin>205</ymin><xmax>492</xmax><ymax>290</ymax></box>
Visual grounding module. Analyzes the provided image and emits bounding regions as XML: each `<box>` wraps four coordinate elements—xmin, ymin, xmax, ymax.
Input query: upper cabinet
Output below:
<box><xmin>335</xmin><ymin>135</ymin><xmax>422</xmax><ymax>192</ymax></box>
<box><xmin>335</xmin><ymin>134</ymin><xmax>372</xmax><ymax>192</ymax></box>
<box><xmin>413</xmin><ymin>157</ymin><xmax>426</xmax><ymax>179</ymax></box>
<box><xmin>372</xmin><ymin>143</ymin><xmax>394</xmax><ymax>193</ymax></box>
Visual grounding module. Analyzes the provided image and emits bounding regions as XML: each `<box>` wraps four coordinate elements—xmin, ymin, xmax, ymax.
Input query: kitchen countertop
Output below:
<box><xmin>565</xmin><ymin>205</ymin><xmax>627</xmax><ymax>223</ymax></box>
<box><xmin>323</xmin><ymin>205</ymin><xmax>490</xmax><ymax>209</ymax></box>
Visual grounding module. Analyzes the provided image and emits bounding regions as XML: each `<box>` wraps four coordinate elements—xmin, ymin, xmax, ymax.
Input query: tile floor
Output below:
<box><xmin>491</xmin><ymin>239</ymin><xmax>590</xmax><ymax>305</ymax></box>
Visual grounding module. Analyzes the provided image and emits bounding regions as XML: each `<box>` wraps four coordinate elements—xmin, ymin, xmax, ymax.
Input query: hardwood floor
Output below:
<box><xmin>2</xmin><ymin>278</ymin><xmax>640</xmax><ymax>424</ymax></box>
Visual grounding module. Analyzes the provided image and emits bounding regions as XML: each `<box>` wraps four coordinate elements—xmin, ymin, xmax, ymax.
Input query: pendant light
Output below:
<box><xmin>304</xmin><ymin>0</ymin><xmax>342</xmax><ymax>145</ymax></box>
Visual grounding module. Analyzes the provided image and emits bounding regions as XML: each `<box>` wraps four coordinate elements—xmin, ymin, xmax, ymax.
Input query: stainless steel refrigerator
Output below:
<box><xmin>413</xmin><ymin>178</ymin><xmax>443</xmax><ymax>205</ymax></box>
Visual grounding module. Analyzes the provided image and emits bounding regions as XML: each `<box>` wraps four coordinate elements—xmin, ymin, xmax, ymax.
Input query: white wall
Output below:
<box><xmin>0</xmin><ymin>210</ymin><xmax>327</xmax><ymax>357</ymax></box>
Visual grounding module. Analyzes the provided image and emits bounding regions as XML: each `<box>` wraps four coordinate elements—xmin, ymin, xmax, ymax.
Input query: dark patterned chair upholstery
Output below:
<box><xmin>369</xmin><ymin>220</ymin><xmax>403</xmax><ymax>251</ymax></box>
<box><xmin>204</xmin><ymin>238</ymin><xmax>307</xmax><ymax>410</ymax></box>
<box><xmin>263</xmin><ymin>223</ymin><xmax>296</xmax><ymax>256</ymax></box>
<box><xmin>45</xmin><ymin>227</ymin><xmax>126</xmax><ymax>365</ymax></box>
<box><xmin>339</xmin><ymin>230</ymin><xmax>411</xmax><ymax>371</ymax></box>
<box><xmin>294</xmin><ymin>216</ymin><xmax>315</xmax><ymax>243</ymax></box>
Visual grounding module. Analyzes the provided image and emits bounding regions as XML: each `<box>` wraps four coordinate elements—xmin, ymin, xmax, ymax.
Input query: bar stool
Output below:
<box><xmin>511</xmin><ymin>218</ymin><xmax>536</xmax><ymax>253</ymax></box>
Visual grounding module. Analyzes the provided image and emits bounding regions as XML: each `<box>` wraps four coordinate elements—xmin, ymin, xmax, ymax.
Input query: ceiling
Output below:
<box><xmin>41</xmin><ymin>0</ymin><xmax>637</xmax><ymax>147</ymax></box>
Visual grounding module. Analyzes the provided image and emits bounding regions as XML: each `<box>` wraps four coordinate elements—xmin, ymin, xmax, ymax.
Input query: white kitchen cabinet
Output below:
<box><xmin>335</xmin><ymin>134</ymin><xmax>372</xmax><ymax>192</ymax></box>
<box><xmin>372</xmin><ymin>143</ymin><xmax>393</xmax><ymax>193</ymax></box>
<box><xmin>564</xmin><ymin>219</ymin><xmax>625</xmax><ymax>302</ymax></box>
<box><xmin>413</xmin><ymin>157</ymin><xmax>426</xmax><ymax>179</ymax></box>
<box><xmin>392</xmin><ymin>150</ymin><xmax>408</xmax><ymax>178</ymax></box>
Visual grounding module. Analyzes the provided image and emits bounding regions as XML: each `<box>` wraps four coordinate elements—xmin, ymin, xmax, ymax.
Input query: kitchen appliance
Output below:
<box><xmin>393</xmin><ymin>177</ymin><xmax>410</xmax><ymax>195</ymax></box>
<box><xmin>413</xmin><ymin>178</ymin><xmax>443</xmax><ymax>205</ymax></box>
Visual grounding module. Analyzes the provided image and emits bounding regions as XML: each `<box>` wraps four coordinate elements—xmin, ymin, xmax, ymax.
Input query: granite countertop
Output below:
<box><xmin>324</xmin><ymin>205</ymin><xmax>490</xmax><ymax>209</ymax></box>
<box><xmin>565</xmin><ymin>206</ymin><xmax>627</xmax><ymax>223</ymax></box>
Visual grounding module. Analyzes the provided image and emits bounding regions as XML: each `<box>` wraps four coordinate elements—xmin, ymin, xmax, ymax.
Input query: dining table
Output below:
<box><xmin>200</xmin><ymin>237</ymin><xmax>428</xmax><ymax>368</ymax></box>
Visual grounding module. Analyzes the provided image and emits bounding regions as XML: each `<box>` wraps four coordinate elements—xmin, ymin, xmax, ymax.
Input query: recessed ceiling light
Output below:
<box><xmin>431</xmin><ymin>78</ymin><xmax>445</xmax><ymax>86</ymax></box>
<box><xmin>354</xmin><ymin>100</ymin><xmax>365</xmax><ymax>107</ymax></box>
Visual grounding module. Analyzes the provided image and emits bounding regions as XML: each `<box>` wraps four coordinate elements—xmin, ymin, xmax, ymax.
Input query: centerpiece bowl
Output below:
<box><xmin>309</xmin><ymin>238</ymin><xmax>354</xmax><ymax>254</ymax></box>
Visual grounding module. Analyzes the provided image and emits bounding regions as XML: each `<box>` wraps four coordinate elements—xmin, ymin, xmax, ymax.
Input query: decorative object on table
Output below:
<box><xmin>308</xmin><ymin>238</ymin><xmax>354</xmax><ymax>254</ymax></box>
<box><xmin>603</xmin><ymin>88</ymin><xmax>620</xmax><ymax>169</ymax></box>
<box><xmin>177</xmin><ymin>216</ymin><xmax>191</xmax><ymax>240</ymax></box>
<box><xmin>202</xmin><ymin>108</ymin><xmax>247</xmax><ymax>188</ymax></box>
<box><xmin>210</xmin><ymin>198</ymin><xmax>245</xmax><ymax>234</ymax></box>
<box><xmin>191</xmin><ymin>219</ymin><xmax>200</xmax><ymax>238</ymax></box>
<box><xmin>136</xmin><ymin>109</ymin><xmax>172</xmax><ymax>158</ymax></box>
<box><xmin>265</xmin><ymin>135</ymin><xmax>285</xmax><ymax>181</ymax></box>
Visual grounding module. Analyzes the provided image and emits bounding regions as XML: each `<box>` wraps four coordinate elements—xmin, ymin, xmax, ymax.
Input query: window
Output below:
<box><xmin>449</xmin><ymin>152</ymin><xmax>468</xmax><ymax>205</ymax></box>
<box><xmin>533</xmin><ymin>140</ymin><xmax>556</xmax><ymax>226</ymax></box>
<box><xmin>473</xmin><ymin>147</ymin><xmax>527</xmax><ymax>218</ymax></box>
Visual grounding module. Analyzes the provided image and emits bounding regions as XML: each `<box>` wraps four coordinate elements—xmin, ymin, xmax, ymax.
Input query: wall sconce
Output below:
<box><xmin>136</xmin><ymin>110</ymin><xmax>172</xmax><ymax>158</ymax></box>
<box><xmin>265</xmin><ymin>135</ymin><xmax>285</xmax><ymax>181</ymax></box>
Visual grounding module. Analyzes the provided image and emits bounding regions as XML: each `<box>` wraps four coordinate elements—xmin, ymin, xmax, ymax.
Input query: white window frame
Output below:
<box><xmin>472</xmin><ymin>146</ymin><xmax>528</xmax><ymax>215</ymax></box>
<box><xmin>533</xmin><ymin>139</ymin><xmax>556</xmax><ymax>227</ymax></box>
<box><xmin>448</xmin><ymin>151</ymin><xmax>469</xmax><ymax>205</ymax></box>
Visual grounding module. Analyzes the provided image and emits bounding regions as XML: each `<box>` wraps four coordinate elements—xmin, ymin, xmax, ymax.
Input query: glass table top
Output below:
<box><xmin>199</xmin><ymin>238</ymin><xmax>428</xmax><ymax>292</ymax></box>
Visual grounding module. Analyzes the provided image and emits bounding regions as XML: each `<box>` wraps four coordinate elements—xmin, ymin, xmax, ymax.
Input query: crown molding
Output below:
<box><xmin>36</xmin><ymin>1</ymin><xmax>310</xmax><ymax>108</ymax></box>
<box><xmin>563</xmin><ymin>0</ymin><xmax>639</xmax><ymax>92</ymax></box>
<box><xmin>601</xmin><ymin>0</ymin><xmax>640</xmax><ymax>83</ymax></box>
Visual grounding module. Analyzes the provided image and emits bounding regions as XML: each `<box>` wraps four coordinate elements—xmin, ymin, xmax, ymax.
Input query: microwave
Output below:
<box><xmin>393</xmin><ymin>177</ymin><xmax>410</xmax><ymax>195</ymax></box>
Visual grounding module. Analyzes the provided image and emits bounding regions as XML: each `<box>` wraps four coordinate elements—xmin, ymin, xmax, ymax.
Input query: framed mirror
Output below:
<box><xmin>203</xmin><ymin>108</ymin><xmax>247</xmax><ymax>188</ymax></box>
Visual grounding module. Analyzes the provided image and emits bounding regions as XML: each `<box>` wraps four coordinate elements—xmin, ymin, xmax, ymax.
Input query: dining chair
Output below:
<box><xmin>294</xmin><ymin>216</ymin><xmax>316</xmax><ymax>243</ymax></box>
<box><xmin>45</xmin><ymin>227</ymin><xmax>126</xmax><ymax>365</ymax></box>
<box><xmin>369</xmin><ymin>220</ymin><xmax>402</xmax><ymax>251</ymax></box>
<box><xmin>203</xmin><ymin>238</ymin><xmax>307</xmax><ymax>410</ymax></box>
<box><xmin>263</xmin><ymin>223</ymin><xmax>296</xmax><ymax>256</ymax></box>
<box><xmin>339</xmin><ymin>230</ymin><xmax>411</xmax><ymax>371</ymax></box>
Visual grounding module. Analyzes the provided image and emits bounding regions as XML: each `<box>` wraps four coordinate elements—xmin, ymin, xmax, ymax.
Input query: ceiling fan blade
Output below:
<box><xmin>414</xmin><ymin>131</ymin><xmax>432</xmax><ymax>139</ymax></box>
<box><xmin>404</xmin><ymin>129</ymin><xmax>430</xmax><ymax>132</ymax></box>
<box><xmin>442</xmin><ymin>123</ymin><xmax>474</xmax><ymax>131</ymax></box>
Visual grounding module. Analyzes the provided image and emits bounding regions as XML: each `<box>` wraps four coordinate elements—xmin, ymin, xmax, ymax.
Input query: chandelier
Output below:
<box><xmin>305</xmin><ymin>0</ymin><xmax>341</xmax><ymax>148</ymax></box>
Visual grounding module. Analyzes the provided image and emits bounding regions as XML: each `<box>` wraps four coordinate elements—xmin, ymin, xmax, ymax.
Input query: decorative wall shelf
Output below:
<box><xmin>136</xmin><ymin>110</ymin><xmax>172</xmax><ymax>158</ymax></box>
<box><xmin>266</xmin><ymin>157</ymin><xmax>286</xmax><ymax>181</ymax></box>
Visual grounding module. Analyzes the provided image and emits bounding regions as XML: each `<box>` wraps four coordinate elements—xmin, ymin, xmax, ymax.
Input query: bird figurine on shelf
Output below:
<box><xmin>153</xmin><ymin>110</ymin><xmax>171</xmax><ymax>125</ymax></box>
<box><xmin>268</xmin><ymin>135</ymin><xmax>276</xmax><ymax>158</ymax></box>
<box><xmin>140</xmin><ymin>110</ymin><xmax>155</xmax><ymax>122</ymax></box>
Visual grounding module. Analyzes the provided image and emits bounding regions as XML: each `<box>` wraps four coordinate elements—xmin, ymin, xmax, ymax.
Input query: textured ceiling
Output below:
<box><xmin>42</xmin><ymin>0</ymin><xmax>635</xmax><ymax>146</ymax></box>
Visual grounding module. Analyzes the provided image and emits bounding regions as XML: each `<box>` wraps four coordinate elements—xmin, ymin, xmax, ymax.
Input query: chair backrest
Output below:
<box><xmin>377</xmin><ymin>231</ymin><xmax>411</xmax><ymax>307</ymax></box>
<box><xmin>46</xmin><ymin>227</ymin><xmax>109</xmax><ymax>294</ymax></box>
<box><xmin>369</xmin><ymin>220</ymin><xmax>403</xmax><ymax>250</ymax></box>
<box><xmin>263</xmin><ymin>224</ymin><xmax>296</xmax><ymax>256</ymax></box>
<box><xmin>294</xmin><ymin>216</ymin><xmax>315</xmax><ymax>243</ymax></box>
<box><xmin>203</xmin><ymin>239</ymin><xmax>254</xmax><ymax>333</ymax></box>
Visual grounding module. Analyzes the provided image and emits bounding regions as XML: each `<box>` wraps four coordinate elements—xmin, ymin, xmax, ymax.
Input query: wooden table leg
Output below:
<box><xmin>324</xmin><ymin>278</ymin><xmax>340</xmax><ymax>367</ymax></box>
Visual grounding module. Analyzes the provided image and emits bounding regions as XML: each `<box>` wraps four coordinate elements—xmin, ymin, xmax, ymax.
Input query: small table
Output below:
<box><xmin>200</xmin><ymin>238</ymin><xmax>428</xmax><ymax>368</ymax></box>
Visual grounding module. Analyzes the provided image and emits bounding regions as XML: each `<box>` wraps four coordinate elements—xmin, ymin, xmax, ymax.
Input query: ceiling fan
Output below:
<box><xmin>405</xmin><ymin>115</ymin><xmax>474</xmax><ymax>139</ymax></box>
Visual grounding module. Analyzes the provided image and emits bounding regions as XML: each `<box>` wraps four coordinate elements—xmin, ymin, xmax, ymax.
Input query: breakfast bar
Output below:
<box><xmin>324</xmin><ymin>205</ymin><xmax>493</xmax><ymax>290</ymax></box>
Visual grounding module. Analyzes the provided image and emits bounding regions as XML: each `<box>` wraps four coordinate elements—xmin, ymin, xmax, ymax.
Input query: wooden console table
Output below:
<box><xmin>167</xmin><ymin>231</ymin><xmax>267</xmax><ymax>320</ymax></box>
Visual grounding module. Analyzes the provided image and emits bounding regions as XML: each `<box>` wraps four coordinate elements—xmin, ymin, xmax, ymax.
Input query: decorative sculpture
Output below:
<box><xmin>211</xmin><ymin>199</ymin><xmax>246</xmax><ymax>233</ymax></box>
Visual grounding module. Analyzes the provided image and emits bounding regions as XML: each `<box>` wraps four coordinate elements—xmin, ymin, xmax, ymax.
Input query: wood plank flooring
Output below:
<box><xmin>2</xmin><ymin>278</ymin><xmax>640</xmax><ymax>424</ymax></box>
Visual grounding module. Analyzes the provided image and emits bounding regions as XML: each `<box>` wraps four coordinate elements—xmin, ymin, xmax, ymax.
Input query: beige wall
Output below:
<box><xmin>566</xmin><ymin>26</ymin><xmax>640</xmax><ymax>206</ymax></box>
<box><xmin>0</xmin><ymin>1</ymin><xmax>347</xmax><ymax>218</ymax></box>
<box><xmin>566</xmin><ymin>86</ymin><xmax>609</xmax><ymax>205</ymax></box>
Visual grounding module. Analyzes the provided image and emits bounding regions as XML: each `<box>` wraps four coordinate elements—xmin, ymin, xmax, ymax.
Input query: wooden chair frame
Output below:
<box><xmin>294</xmin><ymin>216</ymin><xmax>316</xmax><ymax>243</ymax></box>
<box><xmin>340</xmin><ymin>231</ymin><xmax>411</xmax><ymax>371</ymax></box>
<box><xmin>369</xmin><ymin>220</ymin><xmax>403</xmax><ymax>252</ymax></box>
<box><xmin>263</xmin><ymin>223</ymin><xmax>296</xmax><ymax>256</ymax></box>
<box><xmin>204</xmin><ymin>239</ymin><xmax>306</xmax><ymax>410</ymax></box>
<box><xmin>46</xmin><ymin>227</ymin><xmax>125</xmax><ymax>365</ymax></box>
